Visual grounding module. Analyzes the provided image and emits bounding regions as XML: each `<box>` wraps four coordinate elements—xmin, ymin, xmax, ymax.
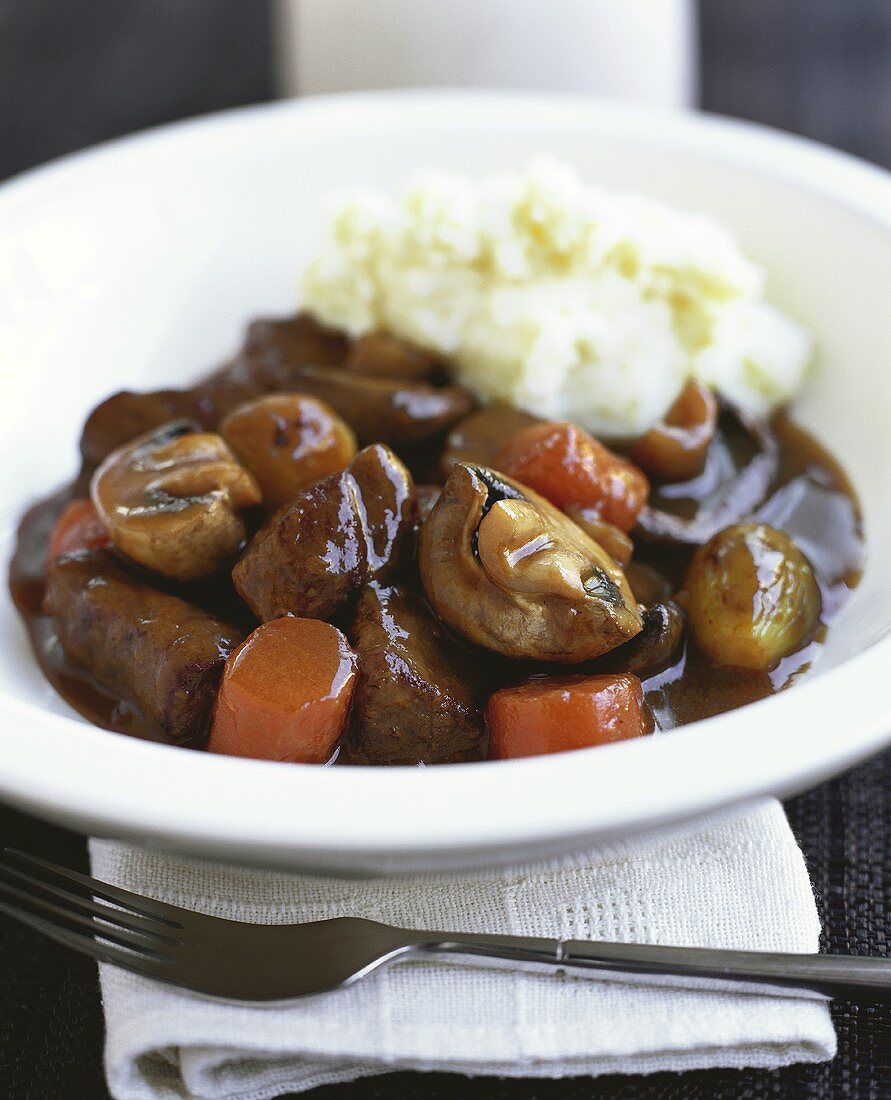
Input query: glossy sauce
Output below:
<box><xmin>10</xmin><ymin>479</ymin><xmax>166</xmax><ymax>742</ymax></box>
<box><xmin>8</xmin><ymin>404</ymin><xmax>863</xmax><ymax>749</ymax></box>
<box><xmin>636</xmin><ymin>415</ymin><xmax>863</xmax><ymax>726</ymax></box>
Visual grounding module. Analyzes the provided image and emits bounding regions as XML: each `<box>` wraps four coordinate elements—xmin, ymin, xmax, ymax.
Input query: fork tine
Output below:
<box><xmin>0</xmin><ymin>897</ymin><xmax>173</xmax><ymax>983</ymax></box>
<box><xmin>2</xmin><ymin>849</ymin><xmax>184</xmax><ymax>927</ymax></box>
<box><xmin>0</xmin><ymin>877</ymin><xmax>176</xmax><ymax>958</ymax></box>
<box><xmin>0</xmin><ymin>862</ymin><xmax>178</xmax><ymax>941</ymax></box>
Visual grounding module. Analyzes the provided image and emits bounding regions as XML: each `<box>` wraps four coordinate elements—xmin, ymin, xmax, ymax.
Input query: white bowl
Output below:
<box><xmin>1</xmin><ymin>91</ymin><xmax>890</xmax><ymax>875</ymax></box>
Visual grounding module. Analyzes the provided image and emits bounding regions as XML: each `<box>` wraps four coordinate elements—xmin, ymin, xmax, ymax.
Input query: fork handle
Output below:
<box><xmin>417</xmin><ymin>935</ymin><xmax>891</xmax><ymax>1002</ymax></box>
<box><xmin>559</xmin><ymin>940</ymin><xmax>891</xmax><ymax>1002</ymax></box>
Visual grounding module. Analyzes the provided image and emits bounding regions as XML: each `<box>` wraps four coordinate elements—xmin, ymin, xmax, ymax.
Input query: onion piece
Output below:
<box><xmin>634</xmin><ymin>407</ymin><xmax>779</xmax><ymax>546</ymax></box>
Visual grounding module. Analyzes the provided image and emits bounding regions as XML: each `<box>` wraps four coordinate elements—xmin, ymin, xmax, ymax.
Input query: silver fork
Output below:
<box><xmin>1</xmin><ymin>847</ymin><xmax>890</xmax><ymax>1004</ymax></box>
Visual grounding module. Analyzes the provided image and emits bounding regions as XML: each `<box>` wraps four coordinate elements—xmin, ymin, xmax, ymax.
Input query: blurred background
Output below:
<box><xmin>1</xmin><ymin>0</ymin><xmax>890</xmax><ymax>184</ymax></box>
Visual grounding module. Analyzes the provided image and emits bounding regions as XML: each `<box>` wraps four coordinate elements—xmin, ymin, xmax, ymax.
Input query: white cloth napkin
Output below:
<box><xmin>90</xmin><ymin>797</ymin><xmax>835</xmax><ymax>1100</ymax></box>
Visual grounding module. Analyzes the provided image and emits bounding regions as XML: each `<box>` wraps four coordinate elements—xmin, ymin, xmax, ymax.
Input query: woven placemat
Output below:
<box><xmin>1</xmin><ymin>750</ymin><xmax>889</xmax><ymax>1100</ymax></box>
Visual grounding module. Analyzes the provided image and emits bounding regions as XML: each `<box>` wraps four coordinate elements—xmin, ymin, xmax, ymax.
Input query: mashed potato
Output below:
<box><xmin>300</xmin><ymin>159</ymin><xmax>811</xmax><ymax>439</ymax></box>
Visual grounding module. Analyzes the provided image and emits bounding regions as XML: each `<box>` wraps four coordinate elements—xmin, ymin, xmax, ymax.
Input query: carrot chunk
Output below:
<box><xmin>209</xmin><ymin>617</ymin><xmax>357</xmax><ymax>763</ymax></box>
<box><xmin>47</xmin><ymin>499</ymin><xmax>110</xmax><ymax>562</ymax></box>
<box><xmin>496</xmin><ymin>421</ymin><xmax>648</xmax><ymax>532</ymax></box>
<box><xmin>487</xmin><ymin>673</ymin><xmax>654</xmax><ymax>760</ymax></box>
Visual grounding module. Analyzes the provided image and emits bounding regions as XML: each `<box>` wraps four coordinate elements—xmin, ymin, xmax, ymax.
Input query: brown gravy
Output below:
<box><xmin>10</xmin><ymin>480</ymin><xmax>168</xmax><ymax>743</ymax></box>
<box><xmin>636</xmin><ymin>415</ymin><xmax>863</xmax><ymax>727</ymax></box>
<box><xmin>8</xmin><ymin>406</ymin><xmax>863</xmax><ymax>751</ymax></box>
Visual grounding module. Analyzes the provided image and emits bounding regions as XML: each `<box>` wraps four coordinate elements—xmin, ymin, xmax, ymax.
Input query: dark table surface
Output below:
<box><xmin>2</xmin><ymin>752</ymin><xmax>890</xmax><ymax>1100</ymax></box>
<box><xmin>2</xmin><ymin>1</ymin><xmax>891</xmax><ymax>1096</ymax></box>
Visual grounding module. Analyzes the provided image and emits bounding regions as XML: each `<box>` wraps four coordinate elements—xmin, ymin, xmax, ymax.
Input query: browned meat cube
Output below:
<box><xmin>285</xmin><ymin>365</ymin><xmax>475</xmax><ymax>446</ymax></box>
<box><xmin>343</xmin><ymin>332</ymin><xmax>440</xmax><ymax>381</ymax></box>
<box><xmin>438</xmin><ymin>404</ymin><xmax>540</xmax><ymax>479</ymax></box>
<box><xmin>348</xmin><ymin>583</ymin><xmax>486</xmax><ymax>765</ymax></box>
<box><xmin>198</xmin><ymin>315</ymin><xmax>350</xmax><ymax>422</ymax></box>
<box><xmin>79</xmin><ymin>390</ymin><xmax>197</xmax><ymax>470</ymax></box>
<box><xmin>44</xmin><ymin>550</ymin><xmax>243</xmax><ymax>744</ymax></box>
<box><xmin>78</xmin><ymin>314</ymin><xmax>347</xmax><ymax>473</ymax></box>
<box><xmin>243</xmin><ymin>312</ymin><xmax>349</xmax><ymax>374</ymax></box>
<box><xmin>233</xmin><ymin>444</ymin><xmax>417</xmax><ymax>621</ymax></box>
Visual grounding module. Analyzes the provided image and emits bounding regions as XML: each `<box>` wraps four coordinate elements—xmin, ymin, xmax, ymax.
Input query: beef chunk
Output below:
<box><xmin>243</xmin><ymin>312</ymin><xmax>349</xmax><ymax>374</ymax></box>
<box><xmin>343</xmin><ymin>332</ymin><xmax>440</xmax><ymax>381</ymax></box>
<box><xmin>438</xmin><ymin>404</ymin><xmax>540</xmax><ymax>478</ymax></box>
<box><xmin>79</xmin><ymin>390</ymin><xmax>197</xmax><ymax>470</ymax></box>
<box><xmin>77</xmin><ymin>314</ymin><xmax>347</xmax><ymax>472</ymax></box>
<box><xmin>45</xmin><ymin>550</ymin><xmax>242</xmax><ymax>743</ymax></box>
<box><xmin>233</xmin><ymin>444</ymin><xmax>416</xmax><ymax>621</ymax></box>
<box><xmin>285</xmin><ymin>365</ymin><xmax>475</xmax><ymax>447</ymax></box>
<box><xmin>348</xmin><ymin>583</ymin><xmax>486</xmax><ymax>764</ymax></box>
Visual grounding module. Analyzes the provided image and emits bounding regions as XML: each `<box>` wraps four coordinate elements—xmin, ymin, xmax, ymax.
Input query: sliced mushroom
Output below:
<box><xmin>91</xmin><ymin>422</ymin><xmax>262</xmax><ymax>580</ymax></box>
<box><xmin>348</xmin><ymin>582</ymin><xmax>486</xmax><ymax>764</ymax></box>
<box><xmin>597</xmin><ymin>601</ymin><xmax>686</xmax><ymax>682</ymax></box>
<box><xmin>438</xmin><ymin>404</ymin><xmax>541</xmax><ymax>478</ymax></box>
<box><xmin>419</xmin><ymin>464</ymin><xmax>642</xmax><ymax>663</ymax></box>
<box><xmin>416</xmin><ymin>484</ymin><xmax>442</xmax><ymax>524</ymax></box>
<box><xmin>635</xmin><ymin>405</ymin><xmax>779</xmax><ymax>545</ymax></box>
<box><xmin>286</xmin><ymin>365</ymin><xmax>475</xmax><ymax>446</ymax></box>
<box><xmin>343</xmin><ymin>332</ymin><xmax>441</xmax><ymax>381</ymax></box>
<box><xmin>232</xmin><ymin>443</ymin><xmax>417</xmax><ymax>621</ymax></box>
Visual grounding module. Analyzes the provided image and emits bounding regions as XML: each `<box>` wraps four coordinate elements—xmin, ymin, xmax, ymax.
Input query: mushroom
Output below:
<box><xmin>596</xmin><ymin>601</ymin><xmax>686</xmax><ymax>682</ymax></box>
<box><xmin>563</xmin><ymin>506</ymin><xmax>633</xmax><ymax>567</ymax></box>
<box><xmin>286</xmin><ymin>365</ymin><xmax>475</xmax><ymax>446</ymax></box>
<box><xmin>91</xmin><ymin>421</ymin><xmax>262</xmax><ymax>580</ymax></box>
<box><xmin>232</xmin><ymin>443</ymin><xmax>417</xmax><ymax>621</ymax></box>
<box><xmin>418</xmin><ymin>463</ymin><xmax>643</xmax><ymax>663</ymax></box>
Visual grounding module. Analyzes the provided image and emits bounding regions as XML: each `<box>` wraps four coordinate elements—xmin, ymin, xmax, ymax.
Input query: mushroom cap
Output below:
<box><xmin>91</xmin><ymin>421</ymin><xmax>261</xmax><ymax>580</ymax></box>
<box><xmin>419</xmin><ymin>463</ymin><xmax>643</xmax><ymax>663</ymax></box>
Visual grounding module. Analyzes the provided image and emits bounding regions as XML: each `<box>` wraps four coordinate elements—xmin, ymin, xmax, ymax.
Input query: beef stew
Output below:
<box><xmin>9</xmin><ymin>313</ymin><xmax>863</xmax><ymax>765</ymax></box>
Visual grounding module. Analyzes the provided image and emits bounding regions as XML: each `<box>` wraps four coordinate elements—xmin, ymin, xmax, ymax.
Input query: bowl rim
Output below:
<box><xmin>2</xmin><ymin>88</ymin><xmax>891</xmax><ymax>867</ymax></box>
